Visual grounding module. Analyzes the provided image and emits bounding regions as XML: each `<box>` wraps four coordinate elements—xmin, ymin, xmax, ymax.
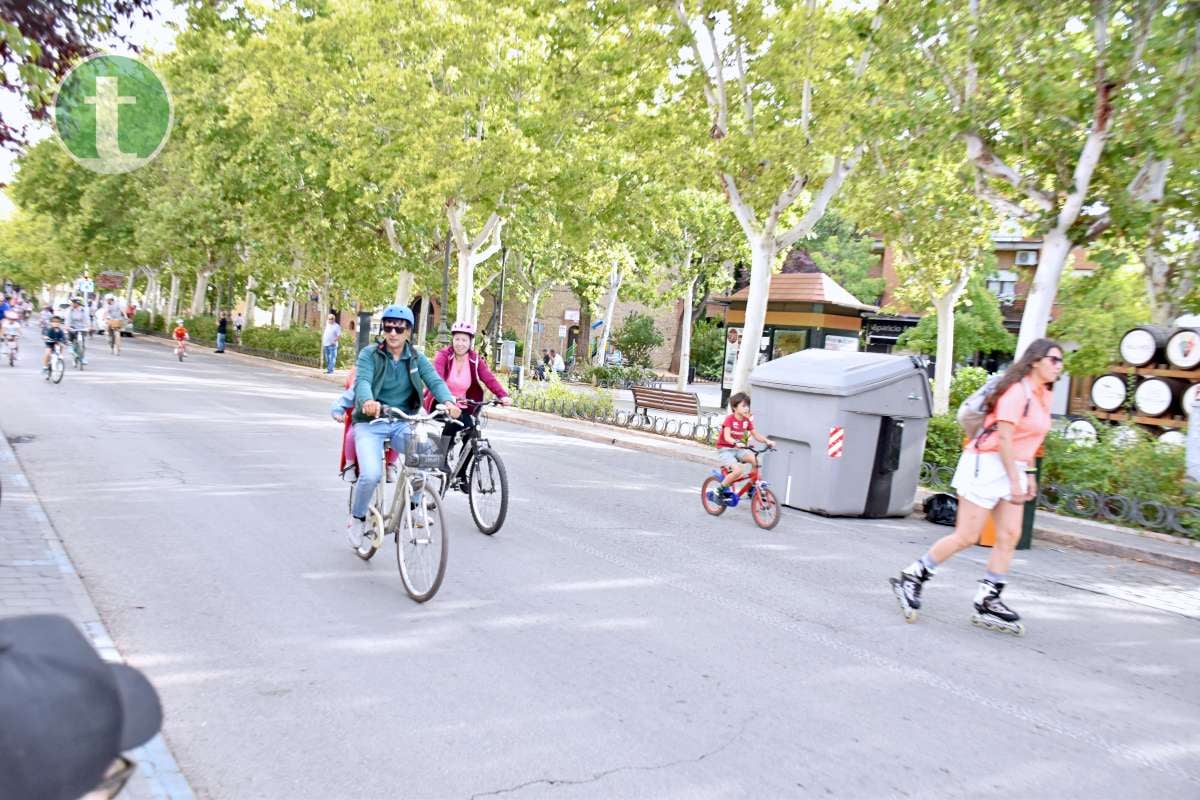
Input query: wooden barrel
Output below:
<box><xmin>1133</xmin><ymin>377</ymin><xmax>1188</xmax><ymax>417</ymax></box>
<box><xmin>1064</xmin><ymin>418</ymin><xmax>1098</xmax><ymax>445</ymax></box>
<box><xmin>1119</xmin><ymin>325</ymin><xmax>1172</xmax><ymax>366</ymax></box>
<box><xmin>1090</xmin><ymin>374</ymin><xmax>1127</xmax><ymax>411</ymax></box>
<box><xmin>1183</xmin><ymin>382</ymin><xmax>1200</xmax><ymax>413</ymax></box>
<box><xmin>1165</xmin><ymin>327</ymin><xmax>1200</xmax><ymax>370</ymax></box>
<box><xmin>1158</xmin><ymin>429</ymin><xmax>1186</xmax><ymax>447</ymax></box>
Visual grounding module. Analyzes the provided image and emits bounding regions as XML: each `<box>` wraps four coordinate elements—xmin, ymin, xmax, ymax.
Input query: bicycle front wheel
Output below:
<box><xmin>751</xmin><ymin>486</ymin><xmax>781</xmax><ymax>530</ymax></box>
<box><xmin>395</xmin><ymin>480</ymin><xmax>448</xmax><ymax>602</ymax></box>
<box><xmin>50</xmin><ymin>358</ymin><xmax>64</xmax><ymax>384</ymax></box>
<box><xmin>468</xmin><ymin>448</ymin><xmax>508</xmax><ymax>535</ymax></box>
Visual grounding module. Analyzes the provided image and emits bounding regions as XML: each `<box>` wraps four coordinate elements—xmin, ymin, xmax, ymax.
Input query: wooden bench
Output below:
<box><xmin>631</xmin><ymin>386</ymin><xmax>703</xmax><ymax>421</ymax></box>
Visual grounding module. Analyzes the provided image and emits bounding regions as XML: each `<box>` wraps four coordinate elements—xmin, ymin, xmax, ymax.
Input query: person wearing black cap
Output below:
<box><xmin>0</xmin><ymin>614</ymin><xmax>163</xmax><ymax>800</ymax></box>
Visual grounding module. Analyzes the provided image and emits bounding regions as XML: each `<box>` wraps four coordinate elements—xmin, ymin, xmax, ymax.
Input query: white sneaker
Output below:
<box><xmin>385</xmin><ymin>464</ymin><xmax>398</xmax><ymax>483</ymax></box>
<box><xmin>345</xmin><ymin>515</ymin><xmax>372</xmax><ymax>549</ymax></box>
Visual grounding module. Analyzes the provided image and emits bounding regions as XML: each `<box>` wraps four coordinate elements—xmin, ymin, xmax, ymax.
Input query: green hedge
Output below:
<box><xmin>241</xmin><ymin>324</ymin><xmax>356</xmax><ymax>367</ymax></box>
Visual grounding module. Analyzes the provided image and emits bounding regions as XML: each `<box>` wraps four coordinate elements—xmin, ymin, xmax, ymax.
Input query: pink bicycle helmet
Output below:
<box><xmin>450</xmin><ymin>321</ymin><xmax>476</xmax><ymax>336</ymax></box>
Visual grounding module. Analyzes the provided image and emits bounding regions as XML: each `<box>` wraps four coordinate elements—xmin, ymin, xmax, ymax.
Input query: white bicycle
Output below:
<box><xmin>347</xmin><ymin>405</ymin><xmax>452</xmax><ymax>602</ymax></box>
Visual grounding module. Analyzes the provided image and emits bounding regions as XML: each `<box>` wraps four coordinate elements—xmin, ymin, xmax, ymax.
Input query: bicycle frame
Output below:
<box><xmin>715</xmin><ymin>449</ymin><xmax>772</xmax><ymax>504</ymax></box>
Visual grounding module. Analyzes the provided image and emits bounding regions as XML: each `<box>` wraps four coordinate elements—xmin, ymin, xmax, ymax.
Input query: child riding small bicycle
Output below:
<box><xmin>715</xmin><ymin>392</ymin><xmax>774</xmax><ymax>503</ymax></box>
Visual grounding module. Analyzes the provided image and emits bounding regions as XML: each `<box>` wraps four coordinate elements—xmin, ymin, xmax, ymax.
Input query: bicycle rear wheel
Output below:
<box><xmin>700</xmin><ymin>476</ymin><xmax>727</xmax><ymax>516</ymax></box>
<box><xmin>468</xmin><ymin>448</ymin><xmax>508</xmax><ymax>535</ymax></box>
<box><xmin>751</xmin><ymin>486</ymin><xmax>781</xmax><ymax>530</ymax></box>
<box><xmin>396</xmin><ymin>479</ymin><xmax>448</xmax><ymax>602</ymax></box>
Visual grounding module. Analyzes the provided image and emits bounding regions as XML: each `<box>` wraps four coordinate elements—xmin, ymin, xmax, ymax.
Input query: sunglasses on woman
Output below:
<box><xmin>381</xmin><ymin>322</ymin><xmax>409</xmax><ymax>333</ymax></box>
<box><xmin>1045</xmin><ymin>355</ymin><xmax>1063</xmax><ymax>364</ymax></box>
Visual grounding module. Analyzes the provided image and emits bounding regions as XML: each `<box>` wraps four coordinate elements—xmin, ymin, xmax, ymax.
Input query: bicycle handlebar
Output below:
<box><xmin>370</xmin><ymin>404</ymin><xmax>451</xmax><ymax>424</ymax></box>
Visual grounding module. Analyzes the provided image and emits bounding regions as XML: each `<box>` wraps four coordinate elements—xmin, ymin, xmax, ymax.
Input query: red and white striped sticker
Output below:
<box><xmin>827</xmin><ymin>426</ymin><xmax>845</xmax><ymax>458</ymax></box>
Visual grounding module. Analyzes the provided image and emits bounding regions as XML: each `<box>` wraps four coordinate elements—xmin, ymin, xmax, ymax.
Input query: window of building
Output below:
<box><xmin>986</xmin><ymin>270</ymin><xmax>1018</xmax><ymax>303</ymax></box>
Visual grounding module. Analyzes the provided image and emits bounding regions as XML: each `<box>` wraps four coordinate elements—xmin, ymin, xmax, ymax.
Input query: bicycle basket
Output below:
<box><xmin>404</xmin><ymin>429</ymin><xmax>447</xmax><ymax>470</ymax></box>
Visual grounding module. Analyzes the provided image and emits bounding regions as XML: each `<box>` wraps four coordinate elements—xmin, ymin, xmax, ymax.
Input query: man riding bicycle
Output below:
<box><xmin>346</xmin><ymin>304</ymin><xmax>460</xmax><ymax>545</ymax></box>
<box><xmin>102</xmin><ymin>295</ymin><xmax>126</xmax><ymax>354</ymax></box>
<box><xmin>64</xmin><ymin>297</ymin><xmax>90</xmax><ymax>364</ymax></box>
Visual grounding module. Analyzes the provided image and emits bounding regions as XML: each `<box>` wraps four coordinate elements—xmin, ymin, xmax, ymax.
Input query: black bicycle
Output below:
<box><xmin>435</xmin><ymin>399</ymin><xmax>509</xmax><ymax>535</ymax></box>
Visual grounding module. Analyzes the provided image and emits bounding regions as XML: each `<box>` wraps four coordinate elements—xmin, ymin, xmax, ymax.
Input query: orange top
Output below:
<box><xmin>172</xmin><ymin>326</ymin><xmax>188</xmax><ymax>340</ymax></box>
<box><xmin>968</xmin><ymin>379</ymin><xmax>1052</xmax><ymax>463</ymax></box>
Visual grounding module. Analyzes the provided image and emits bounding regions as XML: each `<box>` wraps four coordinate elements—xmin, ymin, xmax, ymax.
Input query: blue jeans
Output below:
<box><xmin>323</xmin><ymin>344</ymin><xmax>338</xmax><ymax>373</ymax></box>
<box><xmin>349</xmin><ymin>420</ymin><xmax>428</xmax><ymax>519</ymax></box>
<box><xmin>216</xmin><ymin>332</ymin><xmax>226</xmax><ymax>351</ymax></box>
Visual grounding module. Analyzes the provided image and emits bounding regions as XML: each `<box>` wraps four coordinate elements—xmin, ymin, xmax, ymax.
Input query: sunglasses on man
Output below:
<box><xmin>381</xmin><ymin>322</ymin><xmax>409</xmax><ymax>333</ymax></box>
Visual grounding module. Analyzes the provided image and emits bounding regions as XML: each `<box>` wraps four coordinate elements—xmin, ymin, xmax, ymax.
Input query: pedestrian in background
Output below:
<box><xmin>215</xmin><ymin>312</ymin><xmax>228</xmax><ymax>353</ymax></box>
<box><xmin>234</xmin><ymin>312</ymin><xmax>245</xmax><ymax>343</ymax></box>
<box><xmin>322</xmin><ymin>312</ymin><xmax>342</xmax><ymax>374</ymax></box>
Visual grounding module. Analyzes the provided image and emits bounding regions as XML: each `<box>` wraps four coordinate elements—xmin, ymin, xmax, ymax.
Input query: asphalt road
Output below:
<box><xmin>2</xmin><ymin>335</ymin><xmax>1199</xmax><ymax>799</ymax></box>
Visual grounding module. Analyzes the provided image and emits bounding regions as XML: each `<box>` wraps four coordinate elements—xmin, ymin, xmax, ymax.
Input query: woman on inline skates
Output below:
<box><xmin>890</xmin><ymin>338</ymin><xmax>1063</xmax><ymax>635</ymax></box>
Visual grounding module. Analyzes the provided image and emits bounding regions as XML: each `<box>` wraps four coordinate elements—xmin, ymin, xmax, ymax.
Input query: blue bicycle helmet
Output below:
<box><xmin>379</xmin><ymin>304</ymin><xmax>414</xmax><ymax>325</ymax></box>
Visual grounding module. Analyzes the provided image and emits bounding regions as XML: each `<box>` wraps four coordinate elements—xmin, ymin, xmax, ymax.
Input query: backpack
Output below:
<box><xmin>956</xmin><ymin>375</ymin><xmax>1032</xmax><ymax>442</ymax></box>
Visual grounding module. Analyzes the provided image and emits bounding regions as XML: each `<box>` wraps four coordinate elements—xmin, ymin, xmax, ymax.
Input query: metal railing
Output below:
<box><xmin>920</xmin><ymin>461</ymin><xmax>1199</xmax><ymax>538</ymax></box>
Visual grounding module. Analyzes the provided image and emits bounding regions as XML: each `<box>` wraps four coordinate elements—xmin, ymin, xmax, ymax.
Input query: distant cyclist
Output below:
<box><xmin>346</xmin><ymin>304</ymin><xmax>460</xmax><ymax>545</ymax></box>
<box><xmin>42</xmin><ymin>315</ymin><xmax>66</xmax><ymax>372</ymax></box>
<box><xmin>102</xmin><ymin>295</ymin><xmax>126</xmax><ymax>354</ymax></box>
<box><xmin>64</xmin><ymin>297</ymin><xmax>90</xmax><ymax>364</ymax></box>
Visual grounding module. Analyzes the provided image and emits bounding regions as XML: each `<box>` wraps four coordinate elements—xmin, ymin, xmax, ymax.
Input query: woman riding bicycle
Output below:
<box><xmin>422</xmin><ymin>321</ymin><xmax>512</xmax><ymax>476</ymax></box>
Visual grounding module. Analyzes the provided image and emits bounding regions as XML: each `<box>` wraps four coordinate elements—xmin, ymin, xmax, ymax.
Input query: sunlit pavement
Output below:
<box><xmin>2</xmin><ymin>336</ymin><xmax>1198</xmax><ymax>799</ymax></box>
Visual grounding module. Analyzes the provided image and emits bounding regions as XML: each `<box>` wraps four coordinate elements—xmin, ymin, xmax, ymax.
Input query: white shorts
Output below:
<box><xmin>951</xmin><ymin>451</ymin><xmax>1028</xmax><ymax>510</ymax></box>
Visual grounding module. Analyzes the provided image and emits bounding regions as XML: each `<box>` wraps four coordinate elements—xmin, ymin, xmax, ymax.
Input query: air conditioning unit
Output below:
<box><xmin>1015</xmin><ymin>250</ymin><xmax>1038</xmax><ymax>266</ymax></box>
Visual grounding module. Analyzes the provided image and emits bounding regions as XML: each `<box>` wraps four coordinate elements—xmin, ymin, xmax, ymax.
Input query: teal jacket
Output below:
<box><xmin>352</xmin><ymin>341</ymin><xmax>453</xmax><ymax>423</ymax></box>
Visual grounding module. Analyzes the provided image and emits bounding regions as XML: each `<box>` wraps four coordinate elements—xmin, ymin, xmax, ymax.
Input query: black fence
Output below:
<box><xmin>920</xmin><ymin>461</ymin><xmax>1198</xmax><ymax>538</ymax></box>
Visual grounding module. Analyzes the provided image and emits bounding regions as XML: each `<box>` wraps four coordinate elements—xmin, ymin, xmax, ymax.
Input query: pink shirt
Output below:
<box><xmin>969</xmin><ymin>379</ymin><xmax>1052</xmax><ymax>462</ymax></box>
<box><xmin>445</xmin><ymin>356</ymin><xmax>473</xmax><ymax>402</ymax></box>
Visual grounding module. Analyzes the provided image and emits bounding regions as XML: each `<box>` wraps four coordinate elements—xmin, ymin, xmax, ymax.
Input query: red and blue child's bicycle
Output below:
<box><xmin>700</xmin><ymin>445</ymin><xmax>781</xmax><ymax>530</ymax></box>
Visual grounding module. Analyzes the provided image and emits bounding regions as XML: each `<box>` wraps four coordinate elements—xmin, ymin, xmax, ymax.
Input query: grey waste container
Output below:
<box><xmin>748</xmin><ymin>349</ymin><xmax>932</xmax><ymax>517</ymax></box>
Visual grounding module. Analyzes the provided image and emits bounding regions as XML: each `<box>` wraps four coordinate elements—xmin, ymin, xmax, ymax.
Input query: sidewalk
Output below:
<box><xmin>135</xmin><ymin>333</ymin><xmax>1200</xmax><ymax>576</ymax></box>
<box><xmin>0</xmin><ymin>434</ymin><xmax>194</xmax><ymax>799</ymax></box>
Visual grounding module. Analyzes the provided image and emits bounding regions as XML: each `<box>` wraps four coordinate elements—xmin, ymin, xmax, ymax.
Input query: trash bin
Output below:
<box><xmin>748</xmin><ymin>349</ymin><xmax>933</xmax><ymax>517</ymax></box>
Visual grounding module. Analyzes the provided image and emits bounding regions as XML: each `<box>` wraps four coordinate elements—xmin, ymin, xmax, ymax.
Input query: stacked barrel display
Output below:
<box><xmin>1084</xmin><ymin>325</ymin><xmax>1199</xmax><ymax>444</ymax></box>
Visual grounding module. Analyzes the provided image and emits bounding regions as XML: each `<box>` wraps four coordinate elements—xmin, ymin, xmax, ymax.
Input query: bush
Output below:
<box><xmin>517</xmin><ymin>370</ymin><xmax>614</xmax><ymax>416</ymax></box>
<box><xmin>241</xmin><ymin>324</ymin><xmax>355</xmax><ymax>367</ymax></box>
<box><xmin>582</xmin><ymin>363</ymin><xmax>657</xmax><ymax>387</ymax></box>
<box><xmin>923</xmin><ymin>414</ymin><xmax>965</xmax><ymax>470</ymax></box>
<box><xmin>613</xmin><ymin>311</ymin><xmax>664</xmax><ymax>368</ymax></box>
<box><xmin>691</xmin><ymin>317</ymin><xmax>724</xmax><ymax>380</ymax></box>
<box><xmin>949</xmin><ymin>366</ymin><xmax>989</xmax><ymax>410</ymax></box>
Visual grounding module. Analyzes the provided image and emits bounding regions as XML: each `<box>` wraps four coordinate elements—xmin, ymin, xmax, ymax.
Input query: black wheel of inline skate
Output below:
<box><xmin>468</xmin><ymin>449</ymin><xmax>508</xmax><ymax>535</ymax></box>
<box><xmin>700</xmin><ymin>476</ymin><xmax>727</xmax><ymax>516</ymax></box>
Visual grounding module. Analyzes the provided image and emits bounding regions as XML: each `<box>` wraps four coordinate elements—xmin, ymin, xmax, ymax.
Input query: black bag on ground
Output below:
<box><xmin>923</xmin><ymin>492</ymin><xmax>958</xmax><ymax>526</ymax></box>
